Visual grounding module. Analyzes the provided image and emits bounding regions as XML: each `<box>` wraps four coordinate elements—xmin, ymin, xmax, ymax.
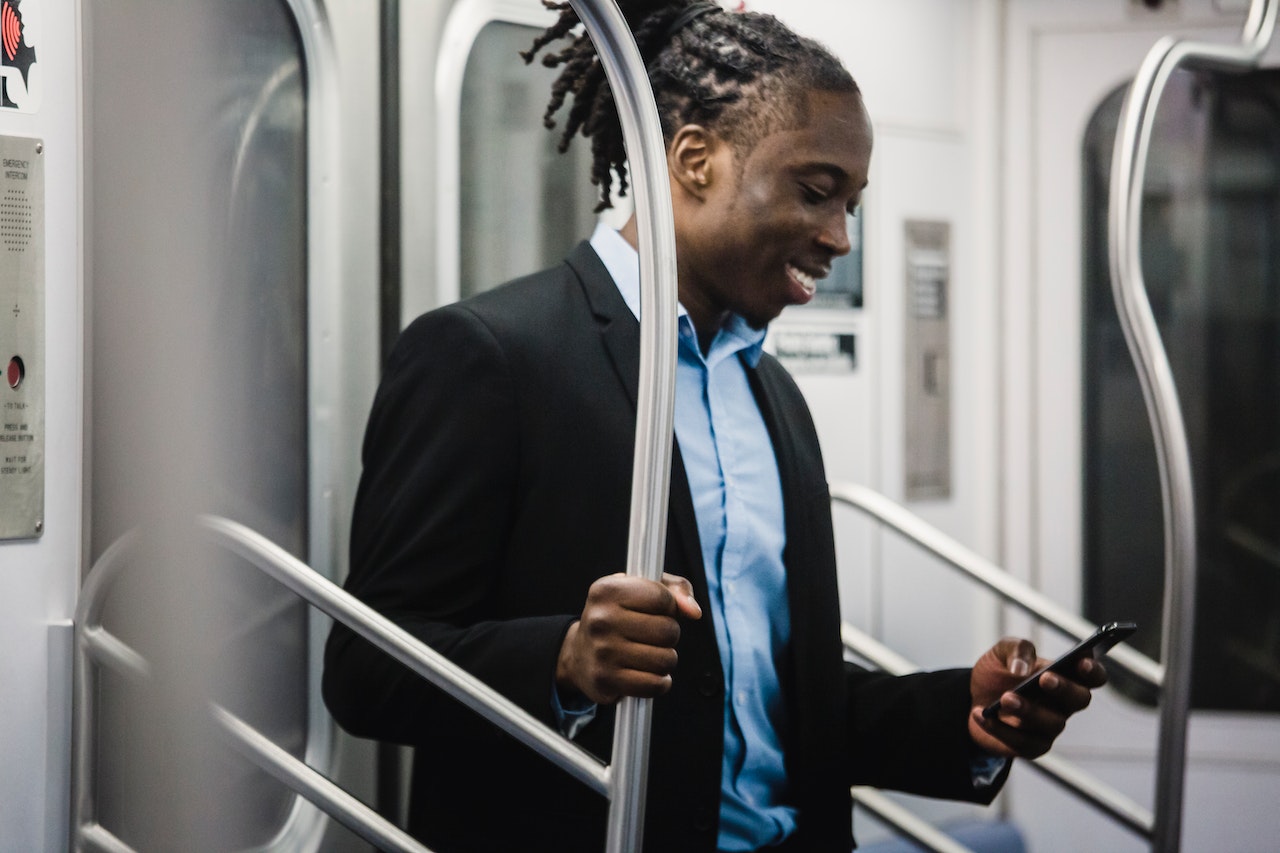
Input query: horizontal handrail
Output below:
<box><xmin>197</xmin><ymin>515</ymin><xmax>610</xmax><ymax>796</ymax></box>
<box><xmin>830</xmin><ymin>482</ymin><xmax>1163</xmax><ymax>688</ymax></box>
<box><xmin>212</xmin><ymin>705</ymin><xmax>431</xmax><ymax>853</ymax></box>
<box><xmin>841</xmin><ymin>623</ymin><xmax>1155</xmax><ymax>840</ymax></box>
<box><xmin>850</xmin><ymin>787</ymin><xmax>977</xmax><ymax>853</ymax></box>
<box><xmin>79</xmin><ymin>613</ymin><xmax>430</xmax><ymax>853</ymax></box>
<box><xmin>78</xmin><ymin>824</ymin><xmax>137</xmax><ymax>853</ymax></box>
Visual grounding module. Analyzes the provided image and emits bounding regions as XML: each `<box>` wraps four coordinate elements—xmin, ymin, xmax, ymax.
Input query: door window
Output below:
<box><xmin>1082</xmin><ymin>69</ymin><xmax>1280</xmax><ymax>711</ymax></box>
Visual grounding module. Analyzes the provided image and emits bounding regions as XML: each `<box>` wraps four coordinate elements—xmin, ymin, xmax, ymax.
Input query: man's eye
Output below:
<box><xmin>800</xmin><ymin>184</ymin><xmax>828</xmax><ymax>204</ymax></box>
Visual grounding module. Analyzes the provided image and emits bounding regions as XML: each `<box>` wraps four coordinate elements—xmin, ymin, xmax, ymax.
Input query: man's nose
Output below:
<box><xmin>816</xmin><ymin>212</ymin><xmax>852</xmax><ymax>256</ymax></box>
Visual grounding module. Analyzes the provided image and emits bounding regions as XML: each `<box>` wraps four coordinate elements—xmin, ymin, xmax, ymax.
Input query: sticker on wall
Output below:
<box><xmin>1</xmin><ymin>0</ymin><xmax>39</xmax><ymax>113</ymax></box>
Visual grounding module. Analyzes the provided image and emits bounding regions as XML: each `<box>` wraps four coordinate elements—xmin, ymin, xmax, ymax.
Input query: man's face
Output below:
<box><xmin>677</xmin><ymin>90</ymin><xmax>873</xmax><ymax>330</ymax></box>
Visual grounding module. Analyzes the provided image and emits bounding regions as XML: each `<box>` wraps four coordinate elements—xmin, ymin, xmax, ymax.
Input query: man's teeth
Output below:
<box><xmin>787</xmin><ymin>264</ymin><xmax>817</xmax><ymax>294</ymax></box>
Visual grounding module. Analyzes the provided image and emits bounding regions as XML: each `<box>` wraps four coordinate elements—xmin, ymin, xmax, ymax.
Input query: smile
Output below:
<box><xmin>786</xmin><ymin>264</ymin><xmax>824</xmax><ymax>297</ymax></box>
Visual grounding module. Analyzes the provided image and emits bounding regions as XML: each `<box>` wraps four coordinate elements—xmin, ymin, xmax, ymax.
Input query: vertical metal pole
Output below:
<box><xmin>1107</xmin><ymin>2</ymin><xmax>1277</xmax><ymax>849</ymax></box>
<box><xmin>565</xmin><ymin>2</ymin><xmax>679</xmax><ymax>852</ymax></box>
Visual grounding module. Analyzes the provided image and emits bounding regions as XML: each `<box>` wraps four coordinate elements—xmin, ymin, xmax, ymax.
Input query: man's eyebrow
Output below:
<box><xmin>795</xmin><ymin>163</ymin><xmax>849</xmax><ymax>181</ymax></box>
<box><xmin>796</xmin><ymin>163</ymin><xmax>869</xmax><ymax>192</ymax></box>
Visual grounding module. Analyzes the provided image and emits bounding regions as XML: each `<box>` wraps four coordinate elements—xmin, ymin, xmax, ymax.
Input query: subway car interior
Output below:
<box><xmin>1</xmin><ymin>0</ymin><xmax>1278</xmax><ymax>850</ymax></box>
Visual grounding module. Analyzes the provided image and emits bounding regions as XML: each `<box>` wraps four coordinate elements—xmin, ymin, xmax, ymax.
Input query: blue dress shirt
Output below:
<box><xmin>590</xmin><ymin>224</ymin><xmax>798</xmax><ymax>850</ymax></box>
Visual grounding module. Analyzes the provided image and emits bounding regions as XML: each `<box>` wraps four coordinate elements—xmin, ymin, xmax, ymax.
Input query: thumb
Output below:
<box><xmin>1002</xmin><ymin>637</ymin><xmax>1037</xmax><ymax>679</ymax></box>
<box><xmin>661</xmin><ymin>573</ymin><xmax>703</xmax><ymax>620</ymax></box>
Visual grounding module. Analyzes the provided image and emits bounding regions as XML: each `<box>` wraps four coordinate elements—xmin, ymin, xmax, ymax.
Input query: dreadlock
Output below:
<box><xmin>523</xmin><ymin>1</ymin><xmax>859</xmax><ymax>211</ymax></box>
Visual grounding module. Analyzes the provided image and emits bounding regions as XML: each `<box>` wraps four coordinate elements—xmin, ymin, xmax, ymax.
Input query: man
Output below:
<box><xmin>324</xmin><ymin>4</ymin><xmax>1105</xmax><ymax>851</ymax></box>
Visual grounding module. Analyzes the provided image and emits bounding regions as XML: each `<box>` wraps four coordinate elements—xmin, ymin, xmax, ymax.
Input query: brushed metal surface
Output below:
<box><xmin>0</xmin><ymin>134</ymin><xmax>43</xmax><ymax>540</ymax></box>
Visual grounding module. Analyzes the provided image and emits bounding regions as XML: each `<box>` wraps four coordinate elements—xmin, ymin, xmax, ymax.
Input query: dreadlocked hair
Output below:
<box><xmin>522</xmin><ymin>1</ymin><xmax>859</xmax><ymax>211</ymax></box>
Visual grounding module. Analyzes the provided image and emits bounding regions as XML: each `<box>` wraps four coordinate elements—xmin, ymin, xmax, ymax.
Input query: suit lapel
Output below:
<box><xmin>565</xmin><ymin>242</ymin><xmax>708</xmax><ymax>604</ymax></box>
<box><xmin>567</xmin><ymin>241</ymin><xmax>640</xmax><ymax>409</ymax></box>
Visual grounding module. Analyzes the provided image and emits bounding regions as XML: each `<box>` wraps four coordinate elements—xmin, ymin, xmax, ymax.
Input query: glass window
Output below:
<box><xmin>1082</xmin><ymin>69</ymin><xmax>1280</xmax><ymax>711</ymax></box>
<box><xmin>459</xmin><ymin>21</ymin><xmax>600</xmax><ymax>297</ymax></box>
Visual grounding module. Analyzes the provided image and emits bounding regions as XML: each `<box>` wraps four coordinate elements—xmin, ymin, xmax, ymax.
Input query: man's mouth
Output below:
<box><xmin>785</xmin><ymin>263</ymin><xmax>824</xmax><ymax>297</ymax></box>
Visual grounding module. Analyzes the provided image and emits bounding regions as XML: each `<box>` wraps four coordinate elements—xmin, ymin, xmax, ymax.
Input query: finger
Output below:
<box><xmin>969</xmin><ymin>706</ymin><xmax>1054</xmax><ymax>759</ymax></box>
<box><xmin>617</xmin><ymin>612</ymin><xmax>683</xmax><ymax>648</ymax></box>
<box><xmin>591</xmin><ymin>575</ymin><xmax>680</xmax><ymax>618</ymax></box>
<box><xmin>607</xmin><ymin>668</ymin><xmax>675</xmax><ymax>699</ymax></box>
<box><xmin>579</xmin><ymin>603</ymin><xmax>681</xmax><ymax>648</ymax></box>
<box><xmin>605</xmin><ymin>641</ymin><xmax>680</xmax><ymax>680</ymax></box>
<box><xmin>661</xmin><ymin>573</ymin><xmax>703</xmax><ymax>620</ymax></box>
<box><xmin>997</xmin><ymin>636</ymin><xmax>1038</xmax><ymax>678</ymax></box>
<box><xmin>1072</xmin><ymin>656</ymin><xmax>1110</xmax><ymax>688</ymax></box>
<box><xmin>1033</xmin><ymin>669</ymin><xmax>1095</xmax><ymax>715</ymax></box>
<box><xmin>991</xmin><ymin>687</ymin><xmax>1070</xmax><ymax>736</ymax></box>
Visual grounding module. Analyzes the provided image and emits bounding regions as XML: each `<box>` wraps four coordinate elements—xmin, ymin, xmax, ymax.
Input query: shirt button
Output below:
<box><xmin>698</xmin><ymin>671</ymin><xmax>720</xmax><ymax>697</ymax></box>
<box><xmin>736</xmin><ymin>690</ymin><xmax>749</xmax><ymax>706</ymax></box>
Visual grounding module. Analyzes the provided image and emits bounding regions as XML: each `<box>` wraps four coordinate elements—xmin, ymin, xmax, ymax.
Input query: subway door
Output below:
<box><xmin>82</xmin><ymin>0</ymin><xmax>379</xmax><ymax>850</ymax></box>
<box><xmin>0</xmin><ymin>0</ymin><xmax>80</xmax><ymax>849</ymax></box>
<box><xmin>753</xmin><ymin>0</ymin><xmax>1004</xmax><ymax>839</ymax></box>
<box><xmin>1002</xmin><ymin>1</ymin><xmax>1280</xmax><ymax>851</ymax></box>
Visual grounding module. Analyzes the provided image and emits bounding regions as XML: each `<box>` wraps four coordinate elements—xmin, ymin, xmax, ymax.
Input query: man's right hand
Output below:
<box><xmin>555</xmin><ymin>573</ymin><xmax>703</xmax><ymax>705</ymax></box>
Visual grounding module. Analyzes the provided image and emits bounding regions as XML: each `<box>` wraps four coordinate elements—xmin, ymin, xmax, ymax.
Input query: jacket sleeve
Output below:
<box><xmin>845</xmin><ymin>663</ymin><xmax>1009</xmax><ymax>803</ymax></box>
<box><xmin>322</xmin><ymin>304</ymin><xmax>576</xmax><ymax>746</ymax></box>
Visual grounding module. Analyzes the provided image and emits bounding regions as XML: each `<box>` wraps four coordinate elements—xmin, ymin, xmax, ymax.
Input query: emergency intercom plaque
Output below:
<box><xmin>0</xmin><ymin>135</ymin><xmax>44</xmax><ymax>539</ymax></box>
<box><xmin>904</xmin><ymin>220</ymin><xmax>951</xmax><ymax>501</ymax></box>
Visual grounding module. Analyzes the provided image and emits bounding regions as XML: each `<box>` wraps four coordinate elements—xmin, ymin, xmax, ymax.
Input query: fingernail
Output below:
<box><xmin>1010</xmin><ymin>658</ymin><xmax>1030</xmax><ymax>677</ymax></box>
<box><xmin>1004</xmin><ymin>693</ymin><xmax>1024</xmax><ymax>712</ymax></box>
<box><xmin>1042</xmin><ymin>672</ymin><xmax>1060</xmax><ymax>689</ymax></box>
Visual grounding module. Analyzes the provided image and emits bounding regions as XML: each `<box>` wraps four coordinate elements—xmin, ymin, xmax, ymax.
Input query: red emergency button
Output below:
<box><xmin>7</xmin><ymin>356</ymin><xmax>23</xmax><ymax>389</ymax></box>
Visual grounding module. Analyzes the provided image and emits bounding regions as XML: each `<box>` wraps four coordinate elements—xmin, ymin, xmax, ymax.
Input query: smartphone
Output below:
<box><xmin>982</xmin><ymin>621</ymin><xmax>1137</xmax><ymax>720</ymax></box>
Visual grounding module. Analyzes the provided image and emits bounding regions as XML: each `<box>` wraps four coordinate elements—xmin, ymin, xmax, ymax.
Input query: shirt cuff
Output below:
<box><xmin>970</xmin><ymin>754</ymin><xmax>1009</xmax><ymax>788</ymax></box>
<box><xmin>551</xmin><ymin>681</ymin><xmax>598</xmax><ymax>740</ymax></box>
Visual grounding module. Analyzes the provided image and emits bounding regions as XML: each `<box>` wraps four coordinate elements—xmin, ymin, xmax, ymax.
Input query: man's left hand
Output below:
<box><xmin>967</xmin><ymin>637</ymin><xmax>1108</xmax><ymax>759</ymax></box>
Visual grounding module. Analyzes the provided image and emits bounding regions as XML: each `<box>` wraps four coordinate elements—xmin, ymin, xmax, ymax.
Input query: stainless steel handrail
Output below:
<box><xmin>74</xmin><ymin>543</ymin><xmax>431</xmax><ymax>853</ymax></box>
<box><xmin>76</xmin><ymin>506</ymin><xmax>691</xmax><ymax>852</ymax></box>
<box><xmin>1108</xmin><ymin>2</ymin><xmax>1277</xmax><ymax>849</ymax></box>
<box><xmin>842</xmin><ymin>622</ymin><xmax>1154</xmax><ymax>840</ymax></box>
<box><xmin>830</xmin><ymin>483</ymin><xmax>1163</xmax><ymax>687</ymax></box>
<box><xmin>212</xmin><ymin>705</ymin><xmax>430</xmax><ymax>853</ymax></box>
<box><xmin>72</xmin><ymin>527</ymin><xmax>139</xmax><ymax>850</ymax></box>
<box><xmin>199</xmin><ymin>515</ymin><xmax>610</xmax><ymax>794</ymax></box>
<box><xmin>850</xmin><ymin>787</ymin><xmax>977</xmax><ymax>853</ymax></box>
<box><xmin>565</xmin><ymin>0</ymin><xmax>680</xmax><ymax>848</ymax></box>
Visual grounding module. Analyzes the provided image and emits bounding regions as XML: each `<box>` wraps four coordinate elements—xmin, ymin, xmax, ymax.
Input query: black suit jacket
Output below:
<box><xmin>323</xmin><ymin>242</ymin><xmax>1001</xmax><ymax>852</ymax></box>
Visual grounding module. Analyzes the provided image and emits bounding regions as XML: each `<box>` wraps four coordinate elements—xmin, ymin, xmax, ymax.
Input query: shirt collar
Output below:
<box><xmin>588</xmin><ymin>222</ymin><xmax>766</xmax><ymax>367</ymax></box>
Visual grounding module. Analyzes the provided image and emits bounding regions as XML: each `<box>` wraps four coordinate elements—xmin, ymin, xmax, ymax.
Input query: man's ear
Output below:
<box><xmin>668</xmin><ymin>125</ymin><xmax>718</xmax><ymax>199</ymax></box>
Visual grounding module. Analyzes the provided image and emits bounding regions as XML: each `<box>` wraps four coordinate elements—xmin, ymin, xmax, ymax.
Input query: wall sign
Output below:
<box><xmin>1</xmin><ymin>0</ymin><xmax>39</xmax><ymax>113</ymax></box>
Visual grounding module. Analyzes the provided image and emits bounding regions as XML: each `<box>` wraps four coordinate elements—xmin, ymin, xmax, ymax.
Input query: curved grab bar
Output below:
<box><xmin>1108</xmin><ymin>2</ymin><xmax>1277</xmax><ymax>850</ymax></box>
<box><xmin>565</xmin><ymin>2</ymin><xmax>680</xmax><ymax>851</ymax></box>
<box><xmin>829</xmin><ymin>483</ymin><xmax>1164</xmax><ymax>688</ymax></box>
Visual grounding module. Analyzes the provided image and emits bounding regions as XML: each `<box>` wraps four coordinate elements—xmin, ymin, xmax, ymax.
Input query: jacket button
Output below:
<box><xmin>697</xmin><ymin>671</ymin><xmax>719</xmax><ymax>697</ymax></box>
<box><xmin>693</xmin><ymin>806</ymin><xmax>715</xmax><ymax>832</ymax></box>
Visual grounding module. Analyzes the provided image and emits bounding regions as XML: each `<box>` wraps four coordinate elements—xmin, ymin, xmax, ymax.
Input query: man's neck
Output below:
<box><xmin>619</xmin><ymin>214</ymin><xmax>728</xmax><ymax>351</ymax></box>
